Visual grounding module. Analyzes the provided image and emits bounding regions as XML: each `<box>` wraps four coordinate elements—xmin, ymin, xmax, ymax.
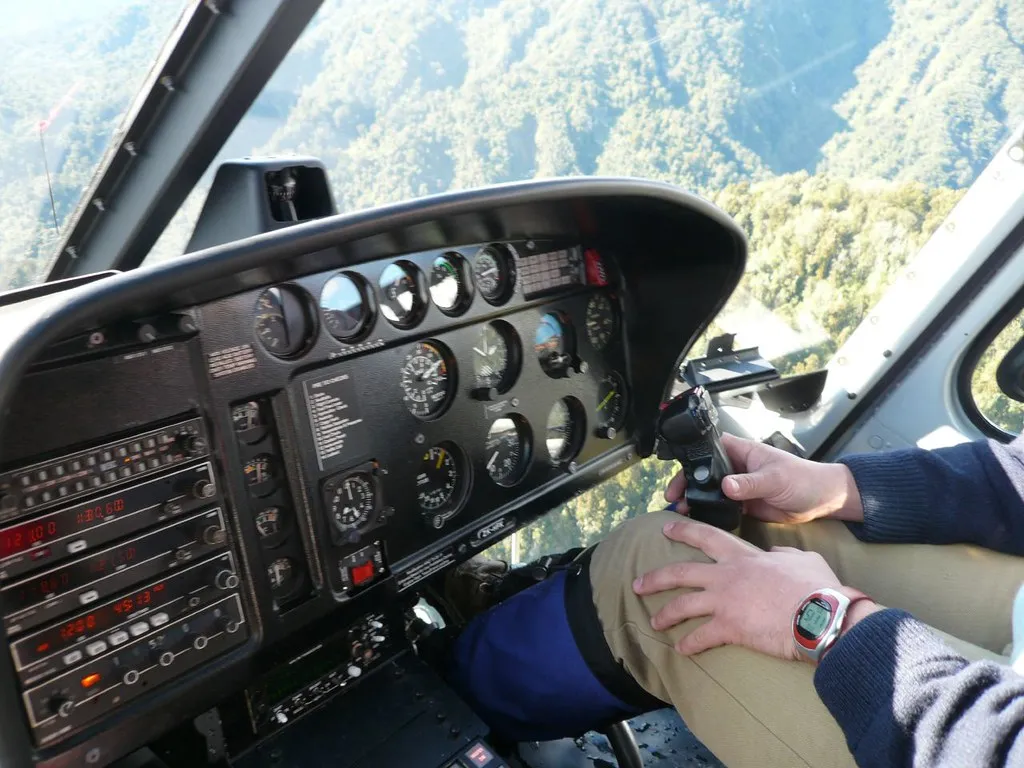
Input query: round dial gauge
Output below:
<box><xmin>243</xmin><ymin>455</ymin><xmax>277</xmax><ymax>496</ymax></box>
<box><xmin>416</xmin><ymin>443</ymin><xmax>465</xmax><ymax>522</ymax></box>
<box><xmin>254</xmin><ymin>286</ymin><xmax>315</xmax><ymax>358</ymax></box>
<box><xmin>254</xmin><ymin>506</ymin><xmax>288</xmax><ymax>544</ymax></box>
<box><xmin>485</xmin><ymin>415</ymin><xmax>531</xmax><ymax>487</ymax></box>
<box><xmin>585</xmin><ymin>294</ymin><xmax>616</xmax><ymax>351</ymax></box>
<box><xmin>535</xmin><ymin>312</ymin><xmax>574</xmax><ymax>376</ymax></box>
<box><xmin>400</xmin><ymin>341</ymin><xmax>455</xmax><ymax>418</ymax></box>
<box><xmin>429</xmin><ymin>253</ymin><xmax>469</xmax><ymax>314</ymax></box>
<box><xmin>596</xmin><ymin>372</ymin><xmax>627</xmax><ymax>436</ymax></box>
<box><xmin>378</xmin><ymin>261</ymin><xmax>425</xmax><ymax>327</ymax></box>
<box><xmin>472</xmin><ymin>321</ymin><xmax>519</xmax><ymax>393</ymax></box>
<box><xmin>328</xmin><ymin>472</ymin><xmax>376</xmax><ymax>531</ymax></box>
<box><xmin>546</xmin><ymin>397</ymin><xmax>584</xmax><ymax>464</ymax></box>
<box><xmin>266</xmin><ymin>557</ymin><xmax>298</xmax><ymax>595</ymax></box>
<box><xmin>321</xmin><ymin>272</ymin><xmax>372</xmax><ymax>340</ymax></box>
<box><xmin>472</xmin><ymin>245</ymin><xmax>515</xmax><ymax>305</ymax></box>
<box><xmin>232</xmin><ymin>401</ymin><xmax>267</xmax><ymax>444</ymax></box>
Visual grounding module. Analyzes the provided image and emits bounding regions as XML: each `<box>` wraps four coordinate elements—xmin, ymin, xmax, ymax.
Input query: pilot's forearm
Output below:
<box><xmin>815</xmin><ymin>608</ymin><xmax>1024</xmax><ymax>767</ymax></box>
<box><xmin>836</xmin><ymin>438</ymin><xmax>1024</xmax><ymax>556</ymax></box>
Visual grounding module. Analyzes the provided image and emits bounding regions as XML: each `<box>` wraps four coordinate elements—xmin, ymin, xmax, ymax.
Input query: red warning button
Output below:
<box><xmin>350</xmin><ymin>561</ymin><xmax>376</xmax><ymax>587</ymax></box>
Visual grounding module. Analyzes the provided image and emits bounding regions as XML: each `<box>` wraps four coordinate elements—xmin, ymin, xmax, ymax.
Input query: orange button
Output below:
<box><xmin>81</xmin><ymin>673</ymin><xmax>101</xmax><ymax>689</ymax></box>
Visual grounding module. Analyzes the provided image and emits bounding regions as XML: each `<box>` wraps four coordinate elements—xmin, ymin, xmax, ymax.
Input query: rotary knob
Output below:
<box><xmin>203</xmin><ymin>525</ymin><xmax>227</xmax><ymax>546</ymax></box>
<box><xmin>177</xmin><ymin>433</ymin><xmax>208</xmax><ymax>456</ymax></box>
<box><xmin>192</xmin><ymin>479</ymin><xmax>216</xmax><ymax>500</ymax></box>
<box><xmin>214</xmin><ymin>569</ymin><xmax>240</xmax><ymax>590</ymax></box>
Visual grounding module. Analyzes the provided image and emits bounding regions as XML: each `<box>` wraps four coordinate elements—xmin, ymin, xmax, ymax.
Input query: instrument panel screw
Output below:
<box><xmin>88</xmin><ymin>331</ymin><xmax>105</xmax><ymax>348</ymax></box>
<box><xmin>92</xmin><ymin>198</ymin><xmax>106</xmax><ymax>212</ymax></box>
<box><xmin>160</xmin><ymin>75</ymin><xmax>176</xmax><ymax>92</ymax></box>
<box><xmin>85</xmin><ymin>748</ymin><xmax>102</xmax><ymax>764</ymax></box>
<box><xmin>414</xmin><ymin>433</ymin><xmax>425</xmax><ymax>445</ymax></box>
<box><xmin>124</xmin><ymin>142</ymin><xmax>138</xmax><ymax>157</ymax></box>
<box><xmin>568</xmin><ymin>461</ymin><xmax>579</xmax><ymax>474</ymax></box>
<box><xmin>511</xmin><ymin>397</ymin><xmax>520</xmax><ymax>407</ymax></box>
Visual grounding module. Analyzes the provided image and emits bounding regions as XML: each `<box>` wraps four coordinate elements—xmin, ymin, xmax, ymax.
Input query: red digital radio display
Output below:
<box><xmin>0</xmin><ymin>498</ymin><xmax>127</xmax><ymax>560</ymax></box>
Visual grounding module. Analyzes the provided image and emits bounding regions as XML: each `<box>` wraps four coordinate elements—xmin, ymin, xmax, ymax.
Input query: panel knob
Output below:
<box><xmin>192</xmin><ymin>479</ymin><xmax>216</xmax><ymax>500</ymax></box>
<box><xmin>214</xmin><ymin>569</ymin><xmax>240</xmax><ymax>590</ymax></box>
<box><xmin>203</xmin><ymin>525</ymin><xmax>227</xmax><ymax>546</ymax></box>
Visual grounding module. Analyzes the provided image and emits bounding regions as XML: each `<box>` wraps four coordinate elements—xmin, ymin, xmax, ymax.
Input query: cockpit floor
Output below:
<box><xmin>516</xmin><ymin>709</ymin><xmax>723</xmax><ymax>768</ymax></box>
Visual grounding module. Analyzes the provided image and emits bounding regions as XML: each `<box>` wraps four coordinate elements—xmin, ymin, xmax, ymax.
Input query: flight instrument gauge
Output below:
<box><xmin>546</xmin><ymin>397</ymin><xmax>584</xmax><ymax>464</ymax></box>
<box><xmin>535</xmin><ymin>312</ymin><xmax>575</xmax><ymax>377</ymax></box>
<box><xmin>254</xmin><ymin>506</ymin><xmax>290</xmax><ymax>546</ymax></box>
<box><xmin>472</xmin><ymin>244</ymin><xmax>515</xmax><ymax>305</ymax></box>
<box><xmin>400</xmin><ymin>341</ymin><xmax>455</xmax><ymax>418</ymax></box>
<box><xmin>596</xmin><ymin>372</ymin><xmax>627</xmax><ymax>437</ymax></box>
<box><xmin>243</xmin><ymin>455</ymin><xmax>278</xmax><ymax>496</ymax></box>
<box><xmin>485</xmin><ymin>415</ymin><xmax>531</xmax><ymax>487</ymax></box>
<box><xmin>585</xmin><ymin>293</ymin><xmax>616</xmax><ymax>350</ymax></box>
<box><xmin>254</xmin><ymin>286</ymin><xmax>315</xmax><ymax>358</ymax></box>
<box><xmin>378</xmin><ymin>261</ymin><xmax>426</xmax><ymax>327</ymax></box>
<box><xmin>327</xmin><ymin>472</ymin><xmax>376</xmax><ymax>531</ymax></box>
<box><xmin>267</xmin><ymin>557</ymin><xmax>299</xmax><ymax>598</ymax></box>
<box><xmin>232</xmin><ymin>400</ymin><xmax>267</xmax><ymax>444</ymax></box>
<box><xmin>429</xmin><ymin>252</ymin><xmax>470</xmax><ymax>315</ymax></box>
<box><xmin>472</xmin><ymin>321</ymin><xmax>520</xmax><ymax>394</ymax></box>
<box><xmin>321</xmin><ymin>272</ymin><xmax>372</xmax><ymax>340</ymax></box>
<box><xmin>416</xmin><ymin>442</ymin><xmax>466</xmax><ymax>525</ymax></box>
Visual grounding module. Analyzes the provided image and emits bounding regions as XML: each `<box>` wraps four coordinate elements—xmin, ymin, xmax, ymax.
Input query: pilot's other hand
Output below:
<box><xmin>634</xmin><ymin>518</ymin><xmax>880</xmax><ymax>661</ymax></box>
<box><xmin>664</xmin><ymin>433</ymin><xmax>864</xmax><ymax>525</ymax></box>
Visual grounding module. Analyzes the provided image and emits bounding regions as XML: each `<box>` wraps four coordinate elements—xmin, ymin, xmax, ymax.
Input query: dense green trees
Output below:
<box><xmin>3</xmin><ymin>0</ymin><xmax>1024</xmax><ymax>554</ymax></box>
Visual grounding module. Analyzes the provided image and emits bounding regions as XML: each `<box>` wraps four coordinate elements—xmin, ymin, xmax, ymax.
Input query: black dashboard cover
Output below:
<box><xmin>0</xmin><ymin>178</ymin><xmax>746</xmax><ymax>767</ymax></box>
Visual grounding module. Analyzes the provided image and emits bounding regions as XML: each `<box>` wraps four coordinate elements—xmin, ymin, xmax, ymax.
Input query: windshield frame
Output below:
<box><xmin>45</xmin><ymin>0</ymin><xmax>324</xmax><ymax>282</ymax></box>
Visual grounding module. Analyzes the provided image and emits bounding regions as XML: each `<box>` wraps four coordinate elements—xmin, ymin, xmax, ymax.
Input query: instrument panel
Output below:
<box><xmin>0</xmin><ymin>178</ymin><xmax>747</xmax><ymax>767</ymax></box>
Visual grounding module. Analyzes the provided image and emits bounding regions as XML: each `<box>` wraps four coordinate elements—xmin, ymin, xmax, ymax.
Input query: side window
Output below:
<box><xmin>969</xmin><ymin>308</ymin><xmax>1024</xmax><ymax>435</ymax></box>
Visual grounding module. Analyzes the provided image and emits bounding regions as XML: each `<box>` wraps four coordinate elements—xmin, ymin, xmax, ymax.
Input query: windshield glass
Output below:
<box><xmin>6</xmin><ymin>0</ymin><xmax>1024</xmax><ymax>373</ymax></box>
<box><xmin>0</xmin><ymin>0</ymin><xmax>189</xmax><ymax>289</ymax></box>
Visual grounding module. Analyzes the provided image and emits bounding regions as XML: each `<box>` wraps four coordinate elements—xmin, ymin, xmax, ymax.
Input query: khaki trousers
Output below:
<box><xmin>589</xmin><ymin>510</ymin><xmax>1024</xmax><ymax>768</ymax></box>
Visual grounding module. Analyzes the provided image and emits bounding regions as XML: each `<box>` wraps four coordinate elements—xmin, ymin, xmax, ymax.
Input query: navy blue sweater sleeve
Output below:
<box><xmin>815</xmin><ymin>438</ymin><xmax>1024</xmax><ymax>766</ymax></box>
<box><xmin>837</xmin><ymin>436</ymin><xmax>1024</xmax><ymax>555</ymax></box>
<box><xmin>815</xmin><ymin>610</ymin><xmax>1024</xmax><ymax>767</ymax></box>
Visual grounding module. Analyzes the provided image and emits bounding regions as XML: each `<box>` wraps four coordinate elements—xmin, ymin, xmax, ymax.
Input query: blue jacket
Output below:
<box><xmin>819</xmin><ymin>439</ymin><xmax>1024</xmax><ymax>766</ymax></box>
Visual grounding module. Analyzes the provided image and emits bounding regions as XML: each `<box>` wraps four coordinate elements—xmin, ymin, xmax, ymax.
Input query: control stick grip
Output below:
<box><xmin>656</xmin><ymin>386</ymin><xmax>742</xmax><ymax>530</ymax></box>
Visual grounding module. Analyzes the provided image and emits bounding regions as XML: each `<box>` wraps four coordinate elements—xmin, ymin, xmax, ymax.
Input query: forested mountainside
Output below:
<box><xmin>2</xmin><ymin>0</ymin><xmax>1023</xmax><ymax>537</ymax></box>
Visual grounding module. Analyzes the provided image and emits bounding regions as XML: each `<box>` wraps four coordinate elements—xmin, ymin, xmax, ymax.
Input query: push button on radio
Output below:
<box><xmin>85</xmin><ymin>640</ymin><xmax>107</xmax><ymax>657</ymax></box>
<box><xmin>128</xmin><ymin>621</ymin><xmax>149</xmax><ymax>637</ymax></box>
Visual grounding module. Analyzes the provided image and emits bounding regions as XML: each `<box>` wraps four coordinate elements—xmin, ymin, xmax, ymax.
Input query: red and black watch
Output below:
<box><xmin>793</xmin><ymin>587</ymin><xmax>871</xmax><ymax>663</ymax></box>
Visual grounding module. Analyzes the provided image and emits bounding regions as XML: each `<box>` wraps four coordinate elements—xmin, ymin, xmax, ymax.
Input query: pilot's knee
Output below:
<box><xmin>588</xmin><ymin>511</ymin><xmax>713</xmax><ymax>621</ymax></box>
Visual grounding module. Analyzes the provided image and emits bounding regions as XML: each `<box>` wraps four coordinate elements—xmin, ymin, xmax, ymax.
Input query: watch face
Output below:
<box><xmin>797</xmin><ymin>599</ymin><xmax>833</xmax><ymax>638</ymax></box>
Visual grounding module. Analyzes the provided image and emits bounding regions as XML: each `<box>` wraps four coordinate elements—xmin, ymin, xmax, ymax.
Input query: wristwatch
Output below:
<box><xmin>793</xmin><ymin>587</ymin><xmax>871</xmax><ymax>663</ymax></box>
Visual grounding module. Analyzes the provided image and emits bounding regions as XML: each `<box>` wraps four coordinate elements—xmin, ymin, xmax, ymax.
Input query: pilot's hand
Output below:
<box><xmin>634</xmin><ymin>518</ymin><xmax>881</xmax><ymax>661</ymax></box>
<box><xmin>664</xmin><ymin>433</ymin><xmax>864</xmax><ymax>525</ymax></box>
